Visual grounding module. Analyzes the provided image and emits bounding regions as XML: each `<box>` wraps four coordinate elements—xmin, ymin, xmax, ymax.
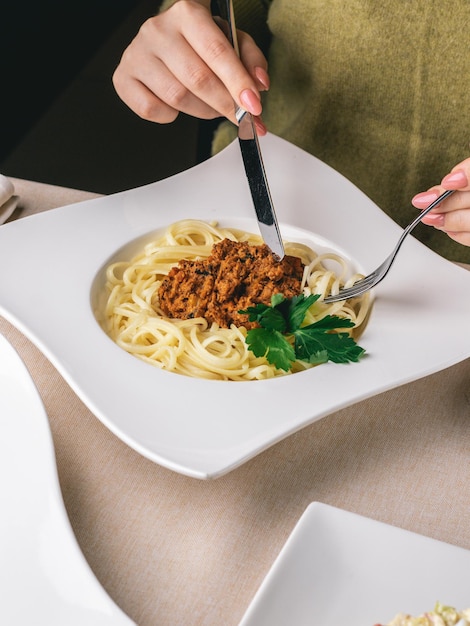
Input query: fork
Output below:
<box><xmin>323</xmin><ymin>189</ymin><xmax>455</xmax><ymax>303</ymax></box>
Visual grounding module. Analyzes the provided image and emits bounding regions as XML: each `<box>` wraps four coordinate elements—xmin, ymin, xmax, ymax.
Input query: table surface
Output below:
<box><xmin>2</xmin><ymin>177</ymin><xmax>470</xmax><ymax>625</ymax></box>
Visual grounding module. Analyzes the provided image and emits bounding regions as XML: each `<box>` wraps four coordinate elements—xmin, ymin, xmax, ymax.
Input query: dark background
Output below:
<box><xmin>0</xmin><ymin>1</ymin><xmax>216</xmax><ymax>194</ymax></box>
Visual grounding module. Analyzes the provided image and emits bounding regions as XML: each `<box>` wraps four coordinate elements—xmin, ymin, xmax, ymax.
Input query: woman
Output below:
<box><xmin>112</xmin><ymin>0</ymin><xmax>470</xmax><ymax>259</ymax></box>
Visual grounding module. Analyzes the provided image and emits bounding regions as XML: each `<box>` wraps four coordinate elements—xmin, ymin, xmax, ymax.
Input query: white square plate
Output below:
<box><xmin>0</xmin><ymin>134</ymin><xmax>469</xmax><ymax>478</ymax></box>
<box><xmin>239</xmin><ymin>502</ymin><xmax>470</xmax><ymax>625</ymax></box>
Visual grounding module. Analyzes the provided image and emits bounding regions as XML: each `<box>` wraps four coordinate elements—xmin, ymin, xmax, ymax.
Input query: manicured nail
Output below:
<box><xmin>421</xmin><ymin>212</ymin><xmax>445</xmax><ymax>228</ymax></box>
<box><xmin>411</xmin><ymin>191</ymin><xmax>439</xmax><ymax>208</ymax></box>
<box><xmin>254</xmin><ymin>66</ymin><xmax>270</xmax><ymax>91</ymax></box>
<box><xmin>240</xmin><ymin>88</ymin><xmax>261</xmax><ymax>115</ymax></box>
<box><xmin>441</xmin><ymin>169</ymin><xmax>468</xmax><ymax>188</ymax></box>
<box><xmin>254</xmin><ymin>117</ymin><xmax>267</xmax><ymax>136</ymax></box>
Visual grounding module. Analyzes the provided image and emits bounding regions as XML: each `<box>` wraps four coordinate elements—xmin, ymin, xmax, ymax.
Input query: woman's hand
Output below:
<box><xmin>412</xmin><ymin>157</ymin><xmax>470</xmax><ymax>247</ymax></box>
<box><xmin>112</xmin><ymin>0</ymin><xmax>269</xmax><ymax>133</ymax></box>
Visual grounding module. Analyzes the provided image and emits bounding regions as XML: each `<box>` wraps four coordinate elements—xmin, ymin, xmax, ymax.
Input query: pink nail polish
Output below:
<box><xmin>411</xmin><ymin>191</ymin><xmax>439</xmax><ymax>207</ymax></box>
<box><xmin>421</xmin><ymin>212</ymin><xmax>445</xmax><ymax>227</ymax></box>
<box><xmin>254</xmin><ymin>66</ymin><xmax>270</xmax><ymax>91</ymax></box>
<box><xmin>240</xmin><ymin>89</ymin><xmax>261</xmax><ymax>116</ymax></box>
<box><xmin>254</xmin><ymin>117</ymin><xmax>267</xmax><ymax>136</ymax></box>
<box><xmin>441</xmin><ymin>169</ymin><xmax>468</xmax><ymax>189</ymax></box>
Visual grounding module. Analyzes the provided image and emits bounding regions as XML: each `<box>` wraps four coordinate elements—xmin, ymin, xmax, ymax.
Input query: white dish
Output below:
<box><xmin>239</xmin><ymin>502</ymin><xmax>470</xmax><ymax>625</ymax></box>
<box><xmin>0</xmin><ymin>134</ymin><xmax>469</xmax><ymax>479</ymax></box>
<box><xmin>0</xmin><ymin>333</ymin><xmax>135</xmax><ymax>625</ymax></box>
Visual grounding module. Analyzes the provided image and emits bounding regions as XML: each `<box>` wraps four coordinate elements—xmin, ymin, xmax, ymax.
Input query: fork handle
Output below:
<box><xmin>404</xmin><ymin>189</ymin><xmax>455</xmax><ymax>238</ymax></box>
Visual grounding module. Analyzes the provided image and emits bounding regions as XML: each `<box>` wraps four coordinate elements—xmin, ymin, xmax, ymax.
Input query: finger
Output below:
<box><xmin>440</xmin><ymin>156</ymin><xmax>470</xmax><ymax>191</ymax></box>
<box><xmin>112</xmin><ymin>71</ymin><xmax>178</xmax><ymax>123</ymax></box>
<box><xmin>113</xmin><ymin>70</ymin><xmax>222</xmax><ymax>124</ymax></box>
<box><xmin>130</xmin><ymin>43</ymin><xmax>228</xmax><ymax>121</ymax></box>
<box><xmin>413</xmin><ymin>189</ymin><xmax>470</xmax><ymax>214</ymax></box>
<box><xmin>253</xmin><ymin>115</ymin><xmax>267</xmax><ymax>136</ymax></box>
<box><xmin>113</xmin><ymin>25</ymin><xmax>225</xmax><ymax>123</ymax></box>
<box><xmin>177</xmin><ymin>7</ymin><xmax>263</xmax><ymax>115</ymax></box>
<box><xmin>445</xmin><ymin>231</ymin><xmax>470</xmax><ymax>247</ymax></box>
<box><xmin>162</xmin><ymin>33</ymin><xmax>246</xmax><ymax>123</ymax></box>
<box><xmin>420</xmin><ymin>213</ymin><xmax>470</xmax><ymax>247</ymax></box>
<box><xmin>209</xmin><ymin>18</ymin><xmax>269</xmax><ymax>91</ymax></box>
<box><xmin>411</xmin><ymin>186</ymin><xmax>443</xmax><ymax>209</ymax></box>
<box><xmin>412</xmin><ymin>156</ymin><xmax>470</xmax><ymax>208</ymax></box>
<box><xmin>237</xmin><ymin>30</ymin><xmax>270</xmax><ymax>91</ymax></box>
<box><xmin>421</xmin><ymin>206</ymin><xmax>470</xmax><ymax>233</ymax></box>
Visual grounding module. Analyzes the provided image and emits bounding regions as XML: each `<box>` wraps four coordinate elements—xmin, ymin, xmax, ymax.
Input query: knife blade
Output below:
<box><xmin>237</xmin><ymin>109</ymin><xmax>285</xmax><ymax>258</ymax></box>
<box><xmin>216</xmin><ymin>0</ymin><xmax>285</xmax><ymax>259</ymax></box>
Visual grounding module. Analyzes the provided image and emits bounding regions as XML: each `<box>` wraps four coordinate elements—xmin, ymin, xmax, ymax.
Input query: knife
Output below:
<box><xmin>216</xmin><ymin>0</ymin><xmax>285</xmax><ymax>259</ymax></box>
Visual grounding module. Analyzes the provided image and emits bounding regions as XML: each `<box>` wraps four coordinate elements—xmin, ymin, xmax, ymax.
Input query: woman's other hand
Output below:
<box><xmin>412</xmin><ymin>157</ymin><xmax>470</xmax><ymax>247</ymax></box>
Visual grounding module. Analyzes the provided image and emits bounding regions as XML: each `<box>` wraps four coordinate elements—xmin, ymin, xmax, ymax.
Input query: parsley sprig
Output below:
<box><xmin>240</xmin><ymin>293</ymin><xmax>365</xmax><ymax>372</ymax></box>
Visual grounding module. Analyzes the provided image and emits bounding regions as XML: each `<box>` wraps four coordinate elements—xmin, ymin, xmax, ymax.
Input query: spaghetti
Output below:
<box><xmin>99</xmin><ymin>219</ymin><xmax>371</xmax><ymax>381</ymax></box>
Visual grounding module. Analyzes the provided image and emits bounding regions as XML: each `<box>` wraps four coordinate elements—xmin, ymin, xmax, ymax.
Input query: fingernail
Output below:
<box><xmin>254</xmin><ymin>117</ymin><xmax>267</xmax><ymax>136</ymax></box>
<box><xmin>411</xmin><ymin>191</ymin><xmax>439</xmax><ymax>207</ymax></box>
<box><xmin>441</xmin><ymin>169</ymin><xmax>468</xmax><ymax>188</ymax></box>
<box><xmin>421</xmin><ymin>212</ymin><xmax>445</xmax><ymax>227</ymax></box>
<box><xmin>240</xmin><ymin>89</ymin><xmax>261</xmax><ymax>115</ymax></box>
<box><xmin>254</xmin><ymin>66</ymin><xmax>270</xmax><ymax>91</ymax></box>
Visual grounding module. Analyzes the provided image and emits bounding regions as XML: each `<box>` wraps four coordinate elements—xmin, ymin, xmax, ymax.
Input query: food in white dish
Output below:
<box><xmin>98</xmin><ymin>219</ymin><xmax>371</xmax><ymax>380</ymax></box>
<box><xmin>376</xmin><ymin>602</ymin><xmax>470</xmax><ymax>626</ymax></box>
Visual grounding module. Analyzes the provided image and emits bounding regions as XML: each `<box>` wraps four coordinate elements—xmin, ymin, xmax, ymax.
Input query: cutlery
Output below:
<box><xmin>216</xmin><ymin>0</ymin><xmax>285</xmax><ymax>259</ymax></box>
<box><xmin>324</xmin><ymin>189</ymin><xmax>455</xmax><ymax>302</ymax></box>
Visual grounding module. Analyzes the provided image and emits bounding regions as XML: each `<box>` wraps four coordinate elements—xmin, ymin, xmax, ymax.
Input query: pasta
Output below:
<box><xmin>98</xmin><ymin>219</ymin><xmax>371</xmax><ymax>381</ymax></box>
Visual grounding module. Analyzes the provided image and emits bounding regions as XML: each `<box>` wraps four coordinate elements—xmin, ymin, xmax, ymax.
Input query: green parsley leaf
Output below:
<box><xmin>286</xmin><ymin>294</ymin><xmax>320</xmax><ymax>332</ymax></box>
<box><xmin>270</xmin><ymin>293</ymin><xmax>286</xmax><ymax>308</ymax></box>
<box><xmin>239</xmin><ymin>296</ymin><xmax>287</xmax><ymax>333</ymax></box>
<box><xmin>294</xmin><ymin>327</ymin><xmax>365</xmax><ymax>364</ymax></box>
<box><xmin>240</xmin><ymin>293</ymin><xmax>365</xmax><ymax>371</ymax></box>
<box><xmin>303</xmin><ymin>314</ymin><xmax>355</xmax><ymax>332</ymax></box>
<box><xmin>245</xmin><ymin>327</ymin><xmax>295</xmax><ymax>371</ymax></box>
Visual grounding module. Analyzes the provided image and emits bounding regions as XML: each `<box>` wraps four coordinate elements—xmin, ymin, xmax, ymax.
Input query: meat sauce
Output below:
<box><xmin>156</xmin><ymin>239</ymin><xmax>304</xmax><ymax>329</ymax></box>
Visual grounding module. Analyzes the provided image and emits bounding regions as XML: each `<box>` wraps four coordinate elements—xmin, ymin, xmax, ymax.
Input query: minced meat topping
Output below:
<box><xmin>156</xmin><ymin>239</ymin><xmax>304</xmax><ymax>329</ymax></box>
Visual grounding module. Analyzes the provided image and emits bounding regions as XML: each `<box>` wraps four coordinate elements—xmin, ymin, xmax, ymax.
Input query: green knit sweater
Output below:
<box><xmin>163</xmin><ymin>0</ymin><xmax>470</xmax><ymax>262</ymax></box>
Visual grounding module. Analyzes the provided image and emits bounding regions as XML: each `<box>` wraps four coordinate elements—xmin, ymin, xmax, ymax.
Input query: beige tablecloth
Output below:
<box><xmin>2</xmin><ymin>178</ymin><xmax>470</xmax><ymax>625</ymax></box>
